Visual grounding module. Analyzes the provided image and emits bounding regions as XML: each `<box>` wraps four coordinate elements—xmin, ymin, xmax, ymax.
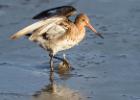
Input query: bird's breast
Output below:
<box><xmin>54</xmin><ymin>28</ymin><xmax>86</xmax><ymax>51</ymax></box>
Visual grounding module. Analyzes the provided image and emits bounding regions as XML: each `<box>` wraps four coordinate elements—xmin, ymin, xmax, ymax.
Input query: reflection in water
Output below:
<box><xmin>32</xmin><ymin>71</ymin><xmax>84</xmax><ymax>100</ymax></box>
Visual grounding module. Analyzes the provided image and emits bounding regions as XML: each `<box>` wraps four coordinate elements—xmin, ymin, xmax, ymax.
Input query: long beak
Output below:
<box><xmin>86</xmin><ymin>22</ymin><xmax>104</xmax><ymax>39</ymax></box>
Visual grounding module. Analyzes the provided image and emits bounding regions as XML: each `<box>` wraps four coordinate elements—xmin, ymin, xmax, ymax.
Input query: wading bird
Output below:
<box><xmin>10</xmin><ymin>6</ymin><xmax>103</xmax><ymax>72</ymax></box>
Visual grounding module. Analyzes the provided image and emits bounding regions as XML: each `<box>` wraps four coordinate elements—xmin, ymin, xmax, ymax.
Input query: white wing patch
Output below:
<box><xmin>29</xmin><ymin>21</ymin><xmax>67</xmax><ymax>41</ymax></box>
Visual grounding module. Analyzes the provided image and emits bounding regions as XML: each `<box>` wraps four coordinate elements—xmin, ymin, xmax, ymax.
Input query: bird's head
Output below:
<box><xmin>75</xmin><ymin>13</ymin><xmax>104</xmax><ymax>39</ymax></box>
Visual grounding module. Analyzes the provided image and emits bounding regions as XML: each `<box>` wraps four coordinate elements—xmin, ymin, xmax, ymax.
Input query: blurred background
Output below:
<box><xmin>0</xmin><ymin>0</ymin><xmax>140</xmax><ymax>100</ymax></box>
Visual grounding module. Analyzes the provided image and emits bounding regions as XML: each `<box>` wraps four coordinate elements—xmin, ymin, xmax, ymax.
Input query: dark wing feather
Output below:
<box><xmin>33</xmin><ymin>6</ymin><xmax>77</xmax><ymax>20</ymax></box>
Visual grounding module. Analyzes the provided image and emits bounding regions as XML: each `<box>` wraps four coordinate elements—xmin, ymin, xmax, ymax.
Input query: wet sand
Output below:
<box><xmin>0</xmin><ymin>0</ymin><xmax>140</xmax><ymax>100</ymax></box>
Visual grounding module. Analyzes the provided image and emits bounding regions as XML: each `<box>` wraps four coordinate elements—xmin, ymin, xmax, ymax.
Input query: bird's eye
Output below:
<box><xmin>82</xmin><ymin>19</ymin><xmax>85</xmax><ymax>21</ymax></box>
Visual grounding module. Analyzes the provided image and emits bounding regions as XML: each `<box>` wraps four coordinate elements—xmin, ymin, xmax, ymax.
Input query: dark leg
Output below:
<box><xmin>49</xmin><ymin>53</ymin><xmax>70</xmax><ymax>71</ymax></box>
<box><xmin>49</xmin><ymin>53</ymin><xmax>54</xmax><ymax>72</ymax></box>
<box><xmin>49</xmin><ymin>71</ymin><xmax>54</xmax><ymax>84</ymax></box>
<box><xmin>49</xmin><ymin>71</ymin><xmax>56</xmax><ymax>93</ymax></box>
<box><xmin>55</xmin><ymin>54</ymin><xmax>70</xmax><ymax>69</ymax></box>
<box><xmin>52</xmin><ymin>54</ymin><xmax>68</xmax><ymax>62</ymax></box>
<box><xmin>53</xmin><ymin>56</ymin><xmax>64</xmax><ymax>61</ymax></box>
<box><xmin>53</xmin><ymin>55</ymin><xmax>70</xmax><ymax>67</ymax></box>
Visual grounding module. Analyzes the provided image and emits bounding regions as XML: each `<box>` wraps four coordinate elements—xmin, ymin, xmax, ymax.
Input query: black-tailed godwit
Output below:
<box><xmin>10</xmin><ymin>6</ymin><xmax>103</xmax><ymax>72</ymax></box>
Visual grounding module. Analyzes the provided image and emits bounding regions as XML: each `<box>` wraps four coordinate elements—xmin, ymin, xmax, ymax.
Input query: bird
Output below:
<box><xmin>10</xmin><ymin>6</ymin><xmax>104</xmax><ymax>72</ymax></box>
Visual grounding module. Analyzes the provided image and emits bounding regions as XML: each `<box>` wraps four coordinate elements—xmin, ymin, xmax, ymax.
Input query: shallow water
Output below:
<box><xmin>0</xmin><ymin>0</ymin><xmax>140</xmax><ymax>100</ymax></box>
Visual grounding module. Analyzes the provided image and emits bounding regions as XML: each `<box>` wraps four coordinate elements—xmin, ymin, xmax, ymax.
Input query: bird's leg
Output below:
<box><xmin>58</xmin><ymin>54</ymin><xmax>71</xmax><ymax>74</ymax></box>
<box><xmin>53</xmin><ymin>54</ymin><xmax>70</xmax><ymax>67</ymax></box>
<box><xmin>62</xmin><ymin>53</ymin><xmax>70</xmax><ymax>68</ymax></box>
<box><xmin>50</xmin><ymin>54</ymin><xmax>70</xmax><ymax>69</ymax></box>
<box><xmin>49</xmin><ymin>53</ymin><xmax>54</xmax><ymax>72</ymax></box>
<box><xmin>63</xmin><ymin>53</ymin><xmax>66</xmax><ymax>60</ymax></box>
<box><xmin>52</xmin><ymin>54</ymin><xmax>67</xmax><ymax>61</ymax></box>
<box><xmin>49</xmin><ymin>71</ymin><xmax>56</xmax><ymax>93</ymax></box>
<box><xmin>53</xmin><ymin>56</ymin><xmax>64</xmax><ymax>61</ymax></box>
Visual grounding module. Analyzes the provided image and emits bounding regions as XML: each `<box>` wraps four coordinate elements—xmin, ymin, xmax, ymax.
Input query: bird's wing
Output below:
<box><xmin>10</xmin><ymin>16</ymin><xmax>66</xmax><ymax>40</ymax></box>
<box><xmin>33</xmin><ymin>5</ymin><xmax>77</xmax><ymax>20</ymax></box>
<box><xmin>29</xmin><ymin>19</ymin><xmax>69</xmax><ymax>41</ymax></box>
